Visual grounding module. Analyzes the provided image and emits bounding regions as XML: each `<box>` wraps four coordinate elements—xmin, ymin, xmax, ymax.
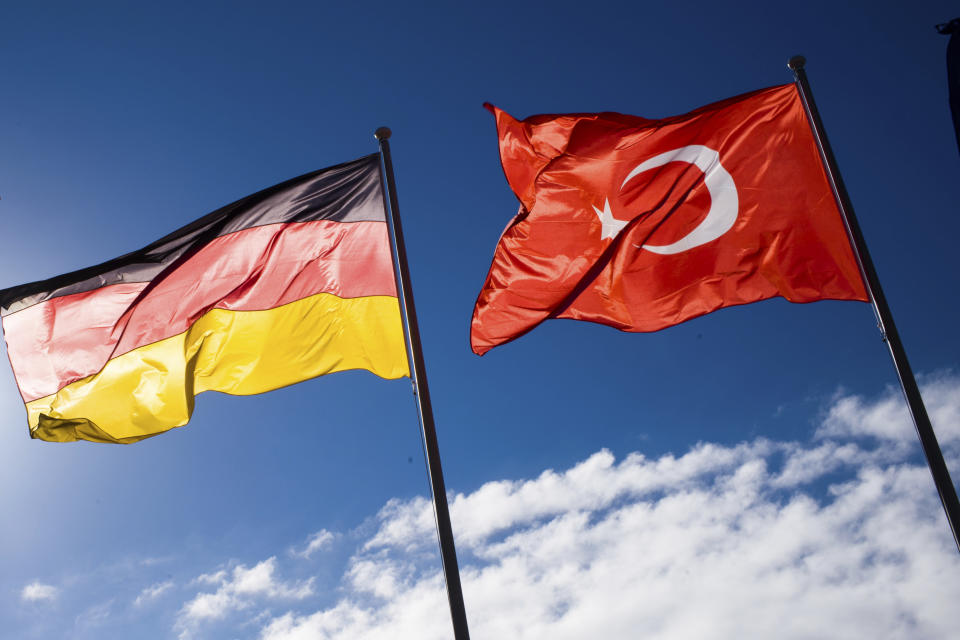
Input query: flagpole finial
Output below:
<box><xmin>374</xmin><ymin>127</ymin><xmax>392</xmax><ymax>141</ymax></box>
<box><xmin>788</xmin><ymin>55</ymin><xmax>806</xmax><ymax>71</ymax></box>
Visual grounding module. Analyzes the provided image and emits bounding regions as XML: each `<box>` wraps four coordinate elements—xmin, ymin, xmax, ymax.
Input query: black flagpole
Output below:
<box><xmin>788</xmin><ymin>55</ymin><xmax>960</xmax><ymax>553</ymax></box>
<box><xmin>375</xmin><ymin>127</ymin><xmax>472</xmax><ymax>639</ymax></box>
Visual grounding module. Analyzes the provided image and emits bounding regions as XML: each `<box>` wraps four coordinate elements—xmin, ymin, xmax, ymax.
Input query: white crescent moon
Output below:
<box><xmin>623</xmin><ymin>145</ymin><xmax>738</xmax><ymax>255</ymax></box>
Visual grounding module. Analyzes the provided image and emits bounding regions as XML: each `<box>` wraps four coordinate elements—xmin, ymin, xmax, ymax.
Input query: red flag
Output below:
<box><xmin>471</xmin><ymin>84</ymin><xmax>868</xmax><ymax>355</ymax></box>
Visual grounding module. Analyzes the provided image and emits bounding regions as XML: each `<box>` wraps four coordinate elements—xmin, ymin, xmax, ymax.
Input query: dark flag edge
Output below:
<box><xmin>937</xmin><ymin>19</ymin><xmax>960</xmax><ymax>156</ymax></box>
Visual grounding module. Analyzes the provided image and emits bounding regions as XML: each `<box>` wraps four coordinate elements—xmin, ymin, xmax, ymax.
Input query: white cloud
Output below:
<box><xmin>74</xmin><ymin>599</ymin><xmax>112</xmax><ymax>631</ymax></box>
<box><xmin>255</xmin><ymin>375</ymin><xmax>960</xmax><ymax>640</ymax></box>
<box><xmin>260</xmin><ymin>457</ymin><xmax>960</xmax><ymax>639</ymax></box>
<box><xmin>817</xmin><ymin>371</ymin><xmax>960</xmax><ymax>444</ymax></box>
<box><xmin>347</xmin><ymin>556</ymin><xmax>407</xmax><ymax>599</ymax></box>
<box><xmin>193</xmin><ymin>569</ymin><xmax>227</xmax><ymax>586</ymax></box>
<box><xmin>367</xmin><ymin>439</ymin><xmax>778</xmax><ymax>551</ymax></box>
<box><xmin>139</xmin><ymin>373</ymin><xmax>960</xmax><ymax>639</ymax></box>
<box><xmin>138</xmin><ymin>555</ymin><xmax>173</xmax><ymax>567</ymax></box>
<box><xmin>21</xmin><ymin>581</ymin><xmax>58</xmax><ymax>602</ymax></box>
<box><xmin>291</xmin><ymin>529</ymin><xmax>336</xmax><ymax>559</ymax></box>
<box><xmin>10</xmin><ymin>377</ymin><xmax>959</xmax><ymax>640</ymax></box>
<box><xmin>770</xmin><ymin>441</ymin><xmax>869</xmax><ymax>487</ymax></box>
<box><xmin>176</xmin><ymin>557</ymin><xmax>314</xmax><ymax>638</ymax></box>
<box><xmin>181</xmin><ymin>589</ymin><xmax>235</xmax><ymax>622</ymax></box>
<box><xmin>133</xmin><ymin>580</ymin><xmax>174</xmax><ymax>607</ymax></box>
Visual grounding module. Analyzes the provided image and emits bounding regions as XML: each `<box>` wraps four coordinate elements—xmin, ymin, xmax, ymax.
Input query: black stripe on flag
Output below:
<box><xmin>0</xmin><ymin>154</ymin><xmax>385</xmax><ymax>316</ymax></box>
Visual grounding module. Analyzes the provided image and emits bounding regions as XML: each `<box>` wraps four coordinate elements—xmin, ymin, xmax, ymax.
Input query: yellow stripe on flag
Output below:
<box><xmin>25</xmin><ymin>292</ymin><xmax>409</xmax><ymax>443</ymax></box>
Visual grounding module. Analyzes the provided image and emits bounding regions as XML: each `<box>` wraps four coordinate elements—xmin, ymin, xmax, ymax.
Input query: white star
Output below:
<box><xmin>591</xmin><ymin>199</ymin><xmax>628</xmax><ymax>240</ymax></box>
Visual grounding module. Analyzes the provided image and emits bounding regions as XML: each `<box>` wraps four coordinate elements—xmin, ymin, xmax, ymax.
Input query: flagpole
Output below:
<box><xmin>789</xmin><ymin>55</ymin><xmax>960</xmax><ymax>553</ymax></box>
<box><xmin>374</xmin><ymin>127</ymin><xmax>472</xmax><ymax>639</ymax></box>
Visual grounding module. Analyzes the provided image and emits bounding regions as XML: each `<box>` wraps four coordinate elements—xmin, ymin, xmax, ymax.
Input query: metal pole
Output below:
<box><xmin>789</xmin><ymin>55</ymin><xmax>960</xmax><ymax>553</ymax></box>
<box><xmin>375</xmin><ymin>127</ymin><xmax>472</xmax><ymax>639</ymax></box>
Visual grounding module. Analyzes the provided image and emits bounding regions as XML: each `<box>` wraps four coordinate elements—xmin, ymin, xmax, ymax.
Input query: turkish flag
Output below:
<box><xmin>471</xmin><ymin>84</ymin><xmax>868</xmax><ymax>356</ymax></box>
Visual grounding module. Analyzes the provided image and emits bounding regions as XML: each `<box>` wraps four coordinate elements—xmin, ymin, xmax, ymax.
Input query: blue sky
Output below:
<box><xmin>2</xmin><ymin>2</ymin><xmax>959</xmax><ymax>638</ymax></box>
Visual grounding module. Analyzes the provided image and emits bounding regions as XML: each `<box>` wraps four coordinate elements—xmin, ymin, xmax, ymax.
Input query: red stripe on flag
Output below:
<box><xmin>3</xmin><ymin>219</ymin><xmax>397</xmax><ymax>402</ymax></box>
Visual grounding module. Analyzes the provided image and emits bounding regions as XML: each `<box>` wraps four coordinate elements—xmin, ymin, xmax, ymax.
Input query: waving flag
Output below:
<box><xmin>471</xmin><ymin>84</ymin><xmax>868</xmax><ymax>355</ymax></box>
<box><xmin>1</xmin><ymin>154</ymin><xmax>409</xmax><ymax>443</ymax></box>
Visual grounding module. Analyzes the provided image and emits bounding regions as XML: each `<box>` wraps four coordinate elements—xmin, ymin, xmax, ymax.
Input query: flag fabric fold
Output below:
<box><xmin>0</xmin><ymin>154</ymin><xmax>409</xmax><ymax>443</ymax></box>
<box><xmin>471</xmin><ymin>84</ymin><xmax>868</xmax><ymax>355</ymax></box>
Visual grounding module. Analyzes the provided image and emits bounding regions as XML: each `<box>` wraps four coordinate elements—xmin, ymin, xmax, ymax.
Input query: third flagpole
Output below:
<box><xmin>789</xmin><ymin>55</ymin><xmax>960</xmax><ymax>553</ymax></box>
<box><xmin>375</xmin><ymin>127</ymin><xmax>472</xmax><ymax>639</ymax></box>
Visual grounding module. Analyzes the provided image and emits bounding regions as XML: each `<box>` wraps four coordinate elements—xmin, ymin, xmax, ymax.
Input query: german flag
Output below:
<box><xmin>0</xmin><ymin>154</ymin><xmax>409</xmax><ymax>444</ymax></box>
